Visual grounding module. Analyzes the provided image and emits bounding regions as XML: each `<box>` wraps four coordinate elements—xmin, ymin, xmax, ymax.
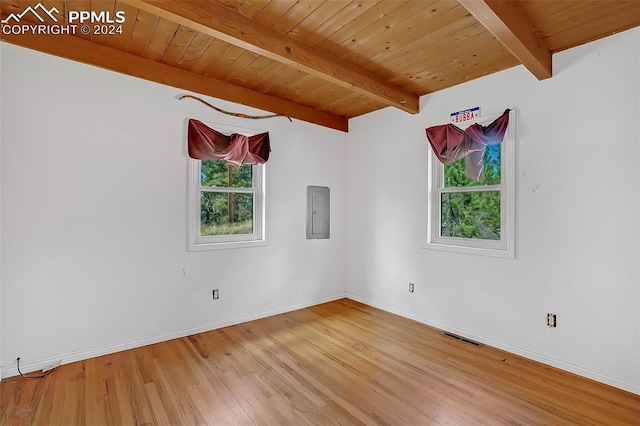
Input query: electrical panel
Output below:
<box><xmin>306</xmin><ymin>186</ymin><xmax>330</xmax><ymax>239</ymax></box>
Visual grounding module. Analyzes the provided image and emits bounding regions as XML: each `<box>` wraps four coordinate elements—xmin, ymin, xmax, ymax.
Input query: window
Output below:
<box><xmin>426</xmin><ymin>110</ymin><xmax>515</xmax><ymax>258</ymax></box>
<box><xmin>188</xmin><ymin>157</ymin><xmax>265</xmax><ymax>251</ymax></box>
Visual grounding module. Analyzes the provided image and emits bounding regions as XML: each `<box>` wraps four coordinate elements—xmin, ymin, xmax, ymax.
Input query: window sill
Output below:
<box><xmin>188</xmin><ymin>239</ymin><xmax>268</xmax><ymax>252</ymax></box>
<box><xmin>423</xmin><ymin>241</ymin><xmax>514</xmax><ymax>259</ymax></box>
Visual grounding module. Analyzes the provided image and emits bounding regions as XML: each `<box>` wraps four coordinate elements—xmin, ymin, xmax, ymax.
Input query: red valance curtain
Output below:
<box><xmin>188</xmin><ymin>119</ymin><xmax>271</xmax><ymax>166</ymax></box>
<box><xmin>426</xmin><ymin>109</ymin><xmax>510</xmax><ymax>181</ymax></box>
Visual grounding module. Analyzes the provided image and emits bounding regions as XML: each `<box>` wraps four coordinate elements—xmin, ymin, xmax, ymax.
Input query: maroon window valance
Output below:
<box><xmin>188</xmin><ymin>119</ymin><xmax>271</xmax><ymax>166</ymax></box>
<box><xmin>426</xmin><ymin>109</ymin><xmax>510</xmax><ymax>181</ymax></box>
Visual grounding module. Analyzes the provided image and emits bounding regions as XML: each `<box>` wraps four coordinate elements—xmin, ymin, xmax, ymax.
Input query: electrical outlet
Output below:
<box><xmin>212</xmin><ymin>289</ymin><xmax>219</xmax><ymax>300</ymax></box>
<box><xmin>409</xmin><ymin>282</ymin><xmax>415</xmax><ymax>293</ymax></box>
<box><xmin>547</xmin><ymin>313</ymin><xmax>557</xmax><ymax>328</ymax></box>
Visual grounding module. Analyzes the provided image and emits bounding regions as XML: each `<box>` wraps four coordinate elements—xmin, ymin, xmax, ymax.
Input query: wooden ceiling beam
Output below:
<box><xmin>458</xmin><ymin>0</ymin><xmax>552</xmax><ymax>80</ymax></box>
<box><xmin>0</xmin><ymin>32</ymin><xmax>348</xmax><ymax>132</ymax></box>
<box><xmin>120</xmin><ymin>0</ymin><xmax>420</xmax><ymax>114</ymax></box>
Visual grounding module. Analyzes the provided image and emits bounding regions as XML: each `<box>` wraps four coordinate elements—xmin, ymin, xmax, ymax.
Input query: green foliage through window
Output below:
<box><xmin>440</xmin><ymin>146</ymin><xmax>501</xmax><ymax>240</ymax></box>
<box><xmin>440</xmin><ymin>191</ymin><xmax>500</xmax><ymax>240</ymax></box>
<box><xmin>201</xmin><ymin>160</ymin><xmax>252</xmax><ymax>188</ymax></box>
<box><xmin>200</xmin><ymin>161</ymin><xmax>254</xmax><ymax>236</ymax></box>
<box><xmin>444</xmin><ymin>145</ymin><xmax>500</xmax><ymax>187</ymax></box>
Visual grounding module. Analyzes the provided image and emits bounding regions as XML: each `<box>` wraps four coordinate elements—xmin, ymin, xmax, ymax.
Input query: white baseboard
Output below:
<box><xmin>6</xmin><ymin>291</ymin><xmax>638</xmax><ymax>397</ymax></box>
<box><xmin>345</xmin><ymin>292</ymin><xmax>640</xmax><ymax>396</ymax></box>
<box><xmin>1</xmin><ymin>292</ymin><xmax>347</xmax><ymax>379</ymax></box>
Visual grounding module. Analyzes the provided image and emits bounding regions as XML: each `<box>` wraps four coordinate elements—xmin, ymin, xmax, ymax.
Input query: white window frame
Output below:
<box><xmin>425</xmin><ymin>110</ymin><xmax>515</xmax><ymax>258</ymax></box>
<box><xmin>187</xmin><ymin>124</ymin><xmax>267</xmax><ymax>251</ymax></box>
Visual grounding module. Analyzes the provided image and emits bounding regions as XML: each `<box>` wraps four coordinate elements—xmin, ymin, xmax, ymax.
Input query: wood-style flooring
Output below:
<box><xmin>1</xmin><ymin>299</ymin><xmax>639</xmax><ymax>425</ymax></box>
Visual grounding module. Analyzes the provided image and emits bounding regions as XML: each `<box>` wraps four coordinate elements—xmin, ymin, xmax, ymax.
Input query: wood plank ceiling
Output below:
<box><xmin>2</xmin><ymin>0</ymin><xmax>639</xmax><ymax>132</ymax></box>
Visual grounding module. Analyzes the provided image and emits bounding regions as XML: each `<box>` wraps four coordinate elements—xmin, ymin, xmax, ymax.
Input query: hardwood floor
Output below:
<box><xmin>1</xmin><ymin>299</ymin><xmax>639</xmax><ymax>425</ymax></box>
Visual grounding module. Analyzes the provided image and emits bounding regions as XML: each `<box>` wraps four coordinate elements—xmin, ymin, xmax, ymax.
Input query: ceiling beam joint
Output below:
<box><xmin>458</xmin><ymin>0</ymin><xmax>552</xmax><ymax>80</ymax></box>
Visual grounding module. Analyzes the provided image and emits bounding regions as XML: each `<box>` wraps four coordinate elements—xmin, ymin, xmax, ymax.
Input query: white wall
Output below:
<box><xmin>0</xmin><ymin>43</ymin><xmax>347</xmax><ymax>377</ymax></box>
<box><xmin>0</xmin><ymin>43</ymin><xmax>4</xmax><ymax>381</ymax></box>
<box><xmin>346</xmin><ymin>28</ymin><xmax>640</xmax><ymax>394</ymax></box>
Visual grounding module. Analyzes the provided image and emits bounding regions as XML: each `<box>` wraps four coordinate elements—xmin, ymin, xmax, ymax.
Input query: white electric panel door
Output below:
<box><xmin>306</xmin><ymin>186</ymin><xmax>330</xmax><ymax>239</ymax></box>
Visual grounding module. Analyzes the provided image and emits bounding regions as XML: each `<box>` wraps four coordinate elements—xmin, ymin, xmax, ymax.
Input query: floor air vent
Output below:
<box><xmin>443</xmin><ymin>332</ymin><xmax>482</xmax><ymax>347</ymax></box>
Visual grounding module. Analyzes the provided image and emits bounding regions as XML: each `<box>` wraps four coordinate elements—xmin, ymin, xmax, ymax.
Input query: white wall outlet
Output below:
<box><xmin>212</xmin><ymin>289</ymin><xmax>219</xmax><ymax>300</ymax></box>
<box><xmin>409</xmin><ymin>282</ymin><xmax>415</xmax><ymax>293</ymax></box>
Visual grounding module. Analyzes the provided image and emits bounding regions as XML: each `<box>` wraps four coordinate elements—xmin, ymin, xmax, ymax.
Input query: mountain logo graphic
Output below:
<box><xmin>1</xmin><ymin>3</ymin><xmax>60</xmax><ymax>24</ymax></box>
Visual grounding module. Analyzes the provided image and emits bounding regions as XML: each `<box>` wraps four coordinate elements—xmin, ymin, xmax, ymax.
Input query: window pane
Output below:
<box><xmin>201</xmin><ymin>161</ymin><xmax>253</xmax><ymax>188</ymax></box>
<box><xmin>440</xmin><ymin>191</ymin><xmax>500</xmax><ymax>240</ymax></box>
<box><xmin>444</xmin><ymin>145</ymin><xmax>501</xmax><ymax>187</ymax></box>
<box><xmin>201</xmin><ymin>160</ymin><xmax>229</xmax><ymax>187</ymax></box>
<box><xmin>230</xmin><ymin>164</ymin><xmax>253</xmax><ymax>188</ymax></box>
<box><xmin>201</xmin><ymin>192</ymin><xmax>254</xmax><ymax>236</ymax></box>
